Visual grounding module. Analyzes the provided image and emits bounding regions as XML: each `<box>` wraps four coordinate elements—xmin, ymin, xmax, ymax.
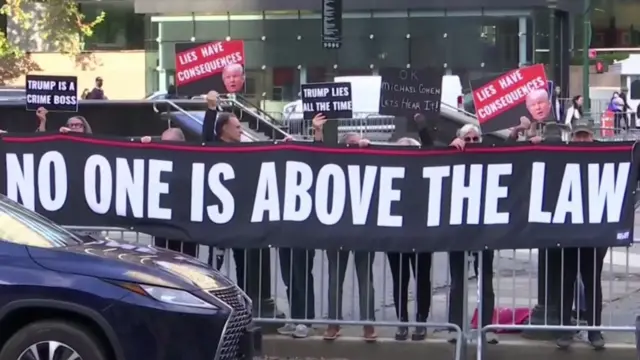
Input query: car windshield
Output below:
<box><xmin>0</xmin><ymin>194</ymin><xmax>85</xmax><ymax>248</ymax></box>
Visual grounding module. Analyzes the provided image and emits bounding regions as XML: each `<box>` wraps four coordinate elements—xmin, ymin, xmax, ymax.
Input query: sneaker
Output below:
<box><xmin>486</xmin><ymin>332</ymin><xmax>499</xmax><ymax>344</ymax></box>
<box><xmin>556</xmin><ymin>333</ymin><xmax>574</xmax><ymax>349</ymax></box>
<box><xmin>588</xmin><ymin>331</ymin><xmax>605</xmax><ymax>350</ymax></box>
<box><xmin>363</xmin><ymin>325</ymin><xmax>377</xmax><ymax>342</ymax></box>
<box><xmin>395</xmin><ymin>326</ymin><xmax>409</xmax><ymax>341</ymax></box>
<box><xmin>411</xmin><ymin>326</ymin><xmax>427</xmax><ymax>341</ymax></box>
<box><xmin>277</xmin><ymin>323</ymin><xmax>296</xmax><ymax>336</ymax></box>
<box><xmin>292</xmin><ymin>324</ymin><xmax>310</xmax><ymax>338</ymax></box>
<box><xmin>323</xmin><ymin>325</ymin><xmax>341</xmax><ymax>341</ymax></box>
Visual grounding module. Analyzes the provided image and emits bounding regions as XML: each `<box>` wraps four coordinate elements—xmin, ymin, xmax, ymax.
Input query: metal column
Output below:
<box><xmin>518</xmin><ymin>16</ymin><xmax>528</xmax><ymax>66</ymax></box>
<box><xmin>582</xmin><ymin>0</ymin><xmax>592</xmax><ymax>111</ymax></box>
<box><xmin>157</xmin><ymin>22</ymin><xmax>167</xmax><ymax>92</ymax></box>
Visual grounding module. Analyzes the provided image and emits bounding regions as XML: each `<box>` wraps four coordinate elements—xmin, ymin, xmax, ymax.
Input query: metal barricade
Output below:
<box><xmin>477</xmin><ymin>247</ymin><xmax>640</xmax><ymax>359</ymax></box>
<box><xmin>282</xmin><ymin>113</ymin><xmax>397</xmax><ymax>142</ymax></box>
<box><xmin>65</xmin><ymin>225</ymin><xmax>640</xmax><ymax>359</ymax></box>
<box><xmin>64</xmin><ymin>226</ymin><xmax>464</xmax><ymax>359</ymax></box>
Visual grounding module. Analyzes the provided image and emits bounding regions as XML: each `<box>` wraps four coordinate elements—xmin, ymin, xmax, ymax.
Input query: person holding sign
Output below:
<box><xmin>555</xmin><ymin>124</ymin><xmax>606</xmax><ymax>350</ymax></box>
<box><xmin>202</xmin><ymin>91</ymin><xmax>220</xmax><ymax>143</ymax></box>
<box><xmin>312</xmin><ymin>118</ymin><xmax>376</xmax><ymax>342</ymax></box>
<box><xmin>387</xmin><ymin>136</ymin><xmax>432</xmax><ymax>341</ymax></box>
<box><xmin>447</xmin><ymin>124</ymin><xmax>499</xmax><ymax>345</ymax></box>
<box><xmin>210</xmin><ymin>111</ymin><xmax>281</xmax><ymax>319</ymax></box>
<box><xmin>59</xmin><ymin>116</ymin><xmax>92</xmax><ymax>134</ymax></box>
<box><xmin>32</xmin><ymin>107</ymin><xmax>93</xmax><ymax>134</ymax></box>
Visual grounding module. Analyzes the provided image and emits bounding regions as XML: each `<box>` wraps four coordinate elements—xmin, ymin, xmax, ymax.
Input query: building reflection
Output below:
<box><xmin>149</xmin><ymin>10</ymin><xmax>527</xmax><ymax>105</ymax></box>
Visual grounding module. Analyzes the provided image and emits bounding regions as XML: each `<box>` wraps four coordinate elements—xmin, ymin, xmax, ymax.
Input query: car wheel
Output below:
<box><xmin>0</xmin><ymin>320</ymin><xmax>107</xmax><ymax>360</ymax></box>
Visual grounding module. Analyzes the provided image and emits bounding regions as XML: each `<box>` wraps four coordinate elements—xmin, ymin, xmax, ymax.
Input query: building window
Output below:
<box><xmin>80</xmin><ymin>2</ymin><xmax>145</xmax><ymax>50</ymax></box>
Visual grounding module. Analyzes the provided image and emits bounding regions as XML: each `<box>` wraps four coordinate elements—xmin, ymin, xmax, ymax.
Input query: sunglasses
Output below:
<box><xmin>67</xmin><ymin>122</ymin><xmax>84</xmax><ymax>129</ymax></box>
<box><xmin>464</xmin><ymin>136</ymin><xmax>480</xmax><ymax>142</ymax></box>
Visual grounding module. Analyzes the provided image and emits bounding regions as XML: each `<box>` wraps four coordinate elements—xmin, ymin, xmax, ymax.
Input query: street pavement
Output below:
<box><xmin>84</xmin><ymin>212</ymin><xmax>640</xmax><ymax>343</ymax></box>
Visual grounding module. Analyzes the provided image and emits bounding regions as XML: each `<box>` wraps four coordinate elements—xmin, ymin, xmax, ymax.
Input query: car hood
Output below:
<box><xmin>27</xmin><ymin>239</ymin><xmax>234</xmax><ymax>292</ymax></box>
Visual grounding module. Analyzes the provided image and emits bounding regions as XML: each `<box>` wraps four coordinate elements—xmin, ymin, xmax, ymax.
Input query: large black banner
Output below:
<box><xmin>0</xmin><ymin>134</ymin><xmax>637</xmax><ymax>252</ymax></box>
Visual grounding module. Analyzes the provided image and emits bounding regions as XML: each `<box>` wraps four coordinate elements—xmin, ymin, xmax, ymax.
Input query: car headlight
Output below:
<box><xmin>140</xmin><ymin>285</ymin><xmax>217</xmax><ymax>309</ymax></box>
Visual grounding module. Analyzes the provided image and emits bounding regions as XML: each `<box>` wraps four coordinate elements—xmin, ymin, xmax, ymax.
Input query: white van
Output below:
<box><xmin>282</xmin><ymin>75</ymin><xmax>463</xmax><ymax>122</ymax></box>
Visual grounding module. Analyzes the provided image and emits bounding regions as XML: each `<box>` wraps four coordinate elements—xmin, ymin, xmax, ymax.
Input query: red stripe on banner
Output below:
<box><xmin>1</xmin><ymin>135</ymin><xmax>633</xmax><ymax>155</ymax></box>
<box><xmin>472</xmin><ymin>64</ymin><xmax>548</xmax><ymax>124</ymax></box>
<box><xmin>175</xmin><ymin>40</ymin><xmax>245</xmax><ymax>86</ymax></box>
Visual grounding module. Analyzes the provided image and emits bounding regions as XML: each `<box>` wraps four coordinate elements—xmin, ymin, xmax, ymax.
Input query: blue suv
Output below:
<box><xmin>0</xmin><ymin>194</ymin><xmax>258</xmax><ymax>360</ymax></box>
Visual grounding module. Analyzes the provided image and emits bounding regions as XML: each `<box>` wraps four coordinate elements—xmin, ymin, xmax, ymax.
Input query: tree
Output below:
<box><xmin>0</xmin><ymin>0</ymin><xmax>106</xmax><ymax>84</ymax></box>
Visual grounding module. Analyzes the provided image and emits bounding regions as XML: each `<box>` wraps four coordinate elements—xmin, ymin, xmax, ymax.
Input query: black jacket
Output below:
<box><xmin>202</xmin><ymin>108</ymin><xmax>218</xmax><ymax>143</ymax></box>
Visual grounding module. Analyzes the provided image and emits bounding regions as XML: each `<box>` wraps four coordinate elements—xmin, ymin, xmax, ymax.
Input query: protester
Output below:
<box><xmin>395</xmin><ymin>137</ymin><xmax>421</xmax><ymax>146</ymax></box>
<box><xmin>140</xmin><ymin>127</ymin><xmax>186</xmax><ymax>143</ymax></box>
<box><xmin>207</xmin><ymin>111</ymin><xmax>279</xmax><ymax>317</ymax></box>
<box><xmin>81</xmin><ymin>88</ymin><xmax>90</xmax><ymax>99</ymax></box>
<box><xmin>308</xmin><ymin>119</ymin><xmax>375</xmax><ymax>341</ymax></box>
<box><xmin>447</xmin><ymin>124</ymin><xmax>498</xmax><ymax>345</ymax></box>
<box><xmin>203</xmin><ymin>91</ymin><xmax>220</xmax><ymax>142</ymax></box>
<box><xmin>276</xmin><ymin>115</ymin><xmax>328</xmax><ymax>339</ymax></box>
<box><xmin>140</xmin><ymin>128</ymin><xmax>201</xmax><ymax>258</ymax></box>
<box><xmin>59</xmin><ymin>116</ymin><xmax>92</xmax><ymax>134</ymax></box>
<box><xmin>388</xmin><ymin>136</ymin><xmax>432</xmax><ymax>341</ymax></box>
<box><xmin>556</xmin><ymin>124</ymin><xmax>606</xmax><ymax>350</ymax></box>
<box><xmin>85</xmin><ymin>77</ymin><xmax>107</xmax><ymax>100</ymax></box>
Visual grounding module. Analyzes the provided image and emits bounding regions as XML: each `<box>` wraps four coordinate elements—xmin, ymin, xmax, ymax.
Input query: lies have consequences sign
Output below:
<box><xmin>0</xmin><ymin>135</ymin><xmax>637</xmax><ymax>252</ymax></box>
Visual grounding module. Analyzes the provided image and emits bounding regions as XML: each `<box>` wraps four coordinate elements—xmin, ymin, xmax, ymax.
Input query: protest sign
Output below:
<box><xmin>0</xmin><ymin>134</ymin><xmax>636</xmax><ymax>252</ymax></box>
<box><xmin>25</xmin><ymin>75</ymin><xmax>78</xmax><ymax>112</ymax></box>
<box><xmin>471</xmin><ymin>64</ymin><xmax>552</xmax><ymax>133</ymax></box>
<box><xmin>301</xmin><ymin>82</ymin><xmax>352</xmax><ymax>120</ymax></box>
<box><xmin>379</xmin><ymin>67</ymin><xmax>443</xmax><ymax>121</ymax></box>
<box><xmin>174</xmin><ymin>40</ymin><xmax>245</xmax><ymax>96</ymax></box>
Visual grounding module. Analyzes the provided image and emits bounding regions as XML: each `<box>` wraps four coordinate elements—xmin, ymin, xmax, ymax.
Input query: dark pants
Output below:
<box><xmin>232</xmin><ymin>248</ymin><xmax>272</xmax><ymax>301</ymax></box>
<box><xmin>387</xmin><ymin>252</ymin><xmax>432</xmax><ymax>322</ymax></box>
<box><xmin>449</xmin><ymin>251</ymin><xmax>495</xmax><ymax>328</ymax></box>
<box><xmin>557</xmin><ymin>248</ymin><xmax>607</xmax><ymax>327</ymax></box>
<box><xmin>278</xmin><ymin>249</ymin><xmax>315</xmax><ymax>320</ymax></box>
<box><xmin>154</xmin><ymin>238</ymin><xmax>197</xmax><ymax>257</ymax></box>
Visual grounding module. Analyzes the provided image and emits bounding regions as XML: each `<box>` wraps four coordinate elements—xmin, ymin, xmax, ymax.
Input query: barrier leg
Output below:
<box><xmin>241</xmin><ymin>249</ymin><xmax>285</xmax><ymax>322</ymax></box>
<box><xmin>635</xmin><ymin>315</ymin><xmax>640</xmax><ymax>360</ymax></box>
<box><xmin>524</xmin><ymin>250</ymin><xmax>561</xmax><ymax>339</ymax></box>
<box><xmin>476</xmin><ymin>251</ymin><xmax>485</xmax><ymax>360</ymax></box>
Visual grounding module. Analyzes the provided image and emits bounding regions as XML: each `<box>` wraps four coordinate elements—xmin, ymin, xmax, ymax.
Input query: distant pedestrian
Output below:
<box><xmin>564</xmin><ymin>95</ymin><xmax>583</xmax><ymax>128</ymax></box>
<box><xmin>85</xmin><ymin>77</ymin><xmax>107</xmax><ymax>100</ymax></box>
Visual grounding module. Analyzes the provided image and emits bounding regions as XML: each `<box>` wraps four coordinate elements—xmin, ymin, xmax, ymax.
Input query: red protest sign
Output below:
<box><xmin>174</xmin><ymin>40</ymin><xmax>245</xmax><ymax>95</ymax></box>
<box><xmin>470</xmin><ymin>64</ymin><xmax>553</xmax><ymax>133</ymax></box>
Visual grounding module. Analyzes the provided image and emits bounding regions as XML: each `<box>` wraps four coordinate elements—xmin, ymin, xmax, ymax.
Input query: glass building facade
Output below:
<box><xmin>146</xmin><ymin>10</ymin><xmax>532</xmax><ymax>103</ymax></box>
<box><xmin>68</xmin><ymin>0</ymin><xmax>640</xmax><ymax>99</ymax></box>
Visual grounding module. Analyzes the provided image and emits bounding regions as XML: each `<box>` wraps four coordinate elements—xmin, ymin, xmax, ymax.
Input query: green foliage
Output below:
<box><xmin>0</xmin><ymin>0</ymin><xmax>106</xmax><ymax>84</ymax></box>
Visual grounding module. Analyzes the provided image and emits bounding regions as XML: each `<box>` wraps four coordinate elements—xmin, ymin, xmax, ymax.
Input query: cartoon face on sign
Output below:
<box><xmin>525</xmin><ymin>88</ymin><xmax>552</xmax><ymax>122</ymax></box>
<box><xmin>222</xmin><ymin>64</ymin><xmax>245</xmax><ymax>93</ymax></box>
